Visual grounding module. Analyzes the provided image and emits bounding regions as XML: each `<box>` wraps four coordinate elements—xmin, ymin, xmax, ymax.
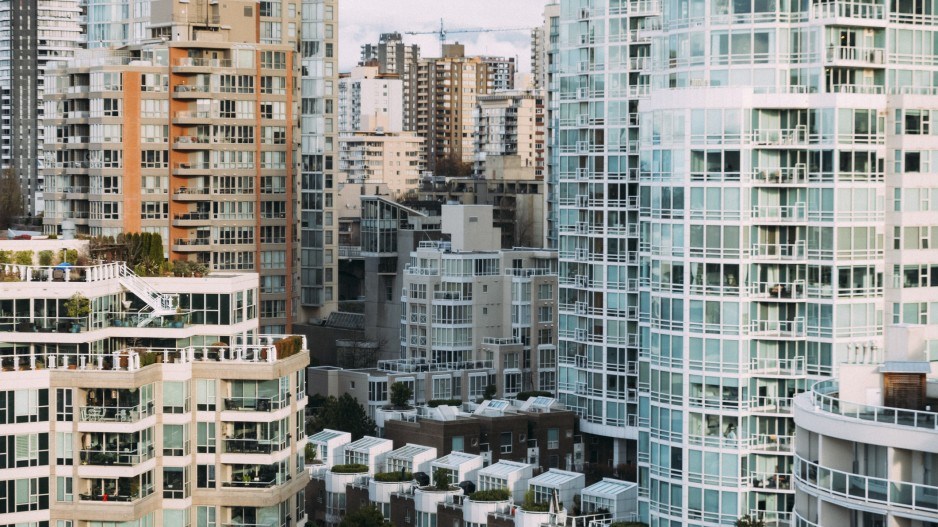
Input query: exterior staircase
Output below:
<box><xmin>116</xmin><ymin>264</ymin><xmax>177</xmax><ymax>327</ymax></box>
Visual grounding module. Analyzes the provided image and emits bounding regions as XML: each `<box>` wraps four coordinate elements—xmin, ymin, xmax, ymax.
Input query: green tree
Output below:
<box><xmin>338</xmin><ymin>505</ymin><xmax>391</xmax><ymax>527</ymax></box>
<box><xmin>0</xmin><ymin>168</ymin><xmax>24</xmax><ymax>229</ymax></box>
<box><xmin>389</xmin><ymin>381</ymin><xmax>413</xmax><ymax>409</ymax></box>
<box><xmin>309</xmin><ymin>393</ymin><xmax>376</xmax><ymax>440</ymax></box>
<box><xmin>433</xmin><ymin>467</ymin><xmax>451</xmax><ymax>490</ymax></box>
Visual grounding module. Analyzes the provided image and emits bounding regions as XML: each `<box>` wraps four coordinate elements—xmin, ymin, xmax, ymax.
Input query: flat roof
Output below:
<box><xmin>880</xmin><ymin>361</ymin><xmax>932</xmax><ymax>374</ymax></box>
<box><xmin>530</xmin><ymin>469</ymin><xmax>583</xmax><ymax>487</ymax></box>
<box><xmin>583</xmin><ymin>478</ymin><xmax>637</xmax><ymax>498</ymax></box>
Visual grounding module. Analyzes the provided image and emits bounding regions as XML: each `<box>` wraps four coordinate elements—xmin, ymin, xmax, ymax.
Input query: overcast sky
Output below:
<box><xmin>338</xmin><ymin>0</ymin><xmax>549</xmax><ymax>73</ymax></box>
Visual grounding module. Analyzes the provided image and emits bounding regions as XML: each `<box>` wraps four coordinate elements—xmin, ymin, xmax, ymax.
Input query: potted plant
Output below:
<box><xmin>173</xmin><ymin>307</ymin><xmax>185</xmax><ymax>328</ymax></box>
<box><xmin>64</xmin><ymin>293</ymin><xmax>91</xmax><ymax>332</ymax></box>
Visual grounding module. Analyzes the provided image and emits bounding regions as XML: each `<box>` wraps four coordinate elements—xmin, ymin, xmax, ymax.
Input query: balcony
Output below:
<box><xmin>749</xmin><ymin>281</ymin><xmax>806</xmax><ymax>300</ymax></box>
<box><xmin>173</xmin><ymin>136</ymin><xmax>211</xmax><ymax>150</ymax></box>
<box><xmin>808</xmin><ymin>380</ymin><xmax>938</xmax><ymax>430</ymax></box>
<box><xmin>795</xmin><ymin>455</ymin><xmax>938</xmax><ymax>516</ymax></box>
<box><xmin>223</xmin><ymin>465</ymin><xmax>289</xmax><ymax>489</ymax></box>
<box><xmin>749</xmin><ymin>318</ymin><xmax>806</xmax><ymax>338</ymax></box>
<box><xmin>79</xmin><ymin>476</ymin><xmax>154</xmax><ymax>503</ymax></box>
<box><xmin>223</xmin><ymin>395</ymin><xmax>290</xmax><ymax>412</ymax></box>
<box><xmin>80</xmin><ymin>446</ymin><xmax>154</xmax><ymax>466</ymax></box>
<box><xmin>751</xmin><ymin>203</ymin><xmax>807</xmax><ymax>223</ymax></box>
<box><xmin>224</xmin><ymin>436</ymin><xmax>289</xmax><ymax>454</ymax></box>
<box><xmin>826</xmin><ymin>45</ymin><xmax>886</xmax><ymax>67</ymax></box>
<box><xmin>173</xmin><ymin>162</ymin><xmax>212</xmax><ymax>175</ymax></box>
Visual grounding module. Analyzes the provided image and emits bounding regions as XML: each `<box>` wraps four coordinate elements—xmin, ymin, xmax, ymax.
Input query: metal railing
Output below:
<box><xmin>809</xmin><ymin>379</ymin><xmax>938</xmax><ymax>430</ymax></box>
<box><xmin>795</xmin><ymin>455</ymin><xmax>938</xmax><ymax>514</ymax></box>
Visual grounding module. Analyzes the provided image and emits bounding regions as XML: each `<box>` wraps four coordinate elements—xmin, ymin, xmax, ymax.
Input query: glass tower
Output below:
<box><xmin>551</xmin><ymin>0</ymin><xmax>938</xmax><ymax>523</ymax></box>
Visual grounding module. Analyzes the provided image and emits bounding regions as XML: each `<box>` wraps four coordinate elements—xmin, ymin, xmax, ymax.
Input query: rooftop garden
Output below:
<box><xmin>468</xmin><ymin>488</ymin><xmax>510</xmax><ymax>502</ymax></box>
<box><xmin>331</xmin><ymin>464</ymin><xmax>369</xmax><ymax>474</ymax></box>
<box><xmin>373</xmin><ymin>471</ymin><xmax>413</xmax><ymax>483</ymax></box>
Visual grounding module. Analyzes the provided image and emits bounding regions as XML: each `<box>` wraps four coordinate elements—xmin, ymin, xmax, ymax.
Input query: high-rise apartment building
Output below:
<box><xmin>0</xmin><ymin>0</ymin><xmax>83</xmax><ymax>215</ymax></box>
<box><xmin>473</xmin><ymin>90</ymin><xmax>545</xmax><ymax>179</ymax></box>
<box><xmin>299</xmin><ymin>0</ymin><xmax>339</xmax><ymax>319</ymax></box>
<box><xmin>338</xmin><ymin>65</ymin><xmax>403</xmax><ymax>133</ymax></box>
<box><xmin>480</xmin><ymin>56</ymin><xmax>517</xmax><ymax>93</ymax></box>
<box><xmin>400</xmin><ymin>205</ymin><xmax>558</xmax><ymax>396</ymax></box>
<box><xmin>404</xmin><ymin>44</ymin><xmax>494</xmax><ymax>171</ymax></box>
<box><xmin>359</xmin><ymin>32</ymin><xmax>419</xmax><ymax>77</ymax></box>
<box><xmin>338</xmin><ymin>132</ymin><xmax>424</xmax><ymax>194</ymax></box>
<box><xmin>81</xmin><ymin>0</ymin><xmax>150</xmax><ymax>48</ymax></box>
<box><xmin>792</xmin><ymin>326</ymin><xmax>938</xmax><ymax>527</ymax></box>
<box><xmin>540</xmin><ymin>2</ymin><xmax>561</xmax><ymax>248</ymax></box>
<box><xmin>42</xmin><ymin>0</ymin><xmax>302</xmax><ymax>333</ymax></box>
<box><xmin>0</xmin><ymin>240</ymin><xmax>310</xmax><ymax>527</ymax></box>
<box><xmin>553</xmin><ymin>0</ymin><xmax>938</xmax><ymax>523</ymax></box>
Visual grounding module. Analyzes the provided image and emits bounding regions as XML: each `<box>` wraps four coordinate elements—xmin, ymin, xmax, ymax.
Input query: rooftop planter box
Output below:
<box><xmin>331</xmin><ymin>464</ymin><xmax>369</xmax><ymax>474</ymax></box>
<box><xmin>468</xmin><ymin>488</ymin><xmax>510</xmax><ymax>502</ymax></box>
<box><xmin>374</xmin><ymin>471</ymin><xmax>413</xmax><ymax>483</ymax></box>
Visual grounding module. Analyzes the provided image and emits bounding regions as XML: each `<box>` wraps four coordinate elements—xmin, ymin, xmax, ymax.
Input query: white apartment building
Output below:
<box><xmin>555</xmin><ymin>0</ymin><xmax>938</xmax><ymax>524</ymax></box>
<box><xmin>338</xmin><ymin>132</ymin><xmax>425</xmax><ymax>195</ymax></box>
<box><xmin>401</xmin><ymin>205</ymin><xmax>558</xmax><ymax>396</ymax></box>
<box><xmin>793</xmin><ymin>326</ymin><xmax>938</xmax><ymax>526</ymax></box>
<box><xmin>473</xmin><ymin>90</ymin><xmax>546</xmax><ymax>180</ymax></box>
<box><xmin>338</xmin><ymin>66</ymin><xmax>404</xmax><ymax>133</ymax></box>
<box><xmin>0</xmin><ymin>241</ymin><xmax>310</xmax><ymax>527</ymax></box>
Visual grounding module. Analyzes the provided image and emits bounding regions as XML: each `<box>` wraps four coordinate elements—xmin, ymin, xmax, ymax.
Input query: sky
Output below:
<box><xmin>338</xmin><ymin>0</ymin><xmax>549</xmax><ymax>74</ymax></box>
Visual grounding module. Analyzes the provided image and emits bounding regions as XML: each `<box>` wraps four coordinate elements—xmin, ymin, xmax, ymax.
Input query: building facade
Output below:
<box><xmin>299</xmin><ymin>0</ymin><xmax>340</xmax><ymax>319</ymax></box>
<box><xmin>473</xmin><ymin>90</ymin><xmax>546</xmax><ymax>180</ymax></box>
<box><xmin>0</xmin><ymin>241</ymin><xmax>310</xmax><ymax>527</ymax></box>
<box><xmin>338</xmin><ymin>66</ymin><xmax>404</xmax><ymax>134</ymax></box>
<box><xmin>404</xmin><ymin>44</ymin><xmax>490</xmax><ymax>171</ymax></box>
<box><xmin>360</xmin><ymin>32</ymin><xmax>419</xmax><ymax>78</ymax></box>
<box><xmin>338</xmin><ymin>132</ymin><xmax>424</xmax><ymax>195</ymax></box>
<box><xmin>0</xmin><ymin>0</ymin><xmax>83</xmax><ymax>215</ymax></box>
<box><xmin>42</xmin><ymin>42</ymin><xmax>298</xmax><ymax>333</ymax></box>
<box><xmin>551</xmin><ymin>0</ymin><xmax>938</xmax><ymax>523</ymax></box>
<box><xmin>793</xmin><ymin>326</ymin><xmax>938</xmax><ymax>526</ymax></box>
<box><xmin>480</xmin><ymin>56</ymin><xmax>516</xmax><ymax>93</ymax></box>
<box><xmin>400</xmin><ymin>205</ymin><xmax>558</xmax><ymax>396</ymax></box>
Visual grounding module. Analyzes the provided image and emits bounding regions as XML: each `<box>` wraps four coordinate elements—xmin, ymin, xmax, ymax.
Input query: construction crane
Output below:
<box><xmin>405</xmin><ymin>19</ymin><xmax>533</xmax><ymax>55</ymax></box>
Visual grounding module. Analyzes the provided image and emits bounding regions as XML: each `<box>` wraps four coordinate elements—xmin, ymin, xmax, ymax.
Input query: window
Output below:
<box><xmin>538</xmin><ymin>306</ymin><xmax>553</xmax><ymax>323</ymax></box>
<box><xmin>55</xmin><ymin>432</ymin><xmax>73</xmax><ymax>465</ymax></box>
<box><xmin>163</xmin><ymin>424</ymin><xmax>188</xmax><ymax>456</ymax></box>
<box><xmin>163</xmin><ymin>381</ymin><xmax>189</xmax><ymax>413</ymax></box>
<box><xmin>196</xmin><ymin>380</ymin><xmax>216</xmax><ymax>411</ymax></box>
<box><xmin>452</xmin><ymin>436</ymin><xmax>465</xmax><ymax>452</ymax></box>
<box><xmin>197</xmin><ymin>465</ymin><xmax>216</xmax><ymax>489</ymax></box>
<box><xmin>56</xmin><ymin>388</ymin><xmax>72</xmax><ymax>421</ymax></box>
<box><xmin>500</xmin><ymin>432</ymin><xmax>513</xmax><ymax>454</ymax></box>
<box><xmin>56</xmin><ymin>477</ymin><xmax>73</xmax><ymax>502</ymax></box>
<box><xmin>197</xmin><ymin>422</ymin><xmax>215</xmax><ymax>453</ymax></box>
<box><xmin>547</xmin><ymin>428</ymin><xmax>560</xmax><ymax>449</ymax></box>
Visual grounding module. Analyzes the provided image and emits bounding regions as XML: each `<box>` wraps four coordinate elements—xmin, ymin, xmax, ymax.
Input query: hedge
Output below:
<box><xmin>373</xmin><ymin>471</ymin><xmax>413</xmax><ymax>482</ymax></box>
<box><xmin>331</xmin><ymin>464</ymin><xmax>369</xmax><ymax>474</ymax></box>
<box><xmin>468</xmin><ymin>488</ymin><xmax>510</xmax><ymax>502</ymax></box>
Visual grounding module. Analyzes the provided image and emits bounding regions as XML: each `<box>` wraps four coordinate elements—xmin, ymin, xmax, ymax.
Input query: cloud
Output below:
<box><xmin>338</xmin><ymin>0</ymin><xmax>548</xmax><ymax>72</ymax></box>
